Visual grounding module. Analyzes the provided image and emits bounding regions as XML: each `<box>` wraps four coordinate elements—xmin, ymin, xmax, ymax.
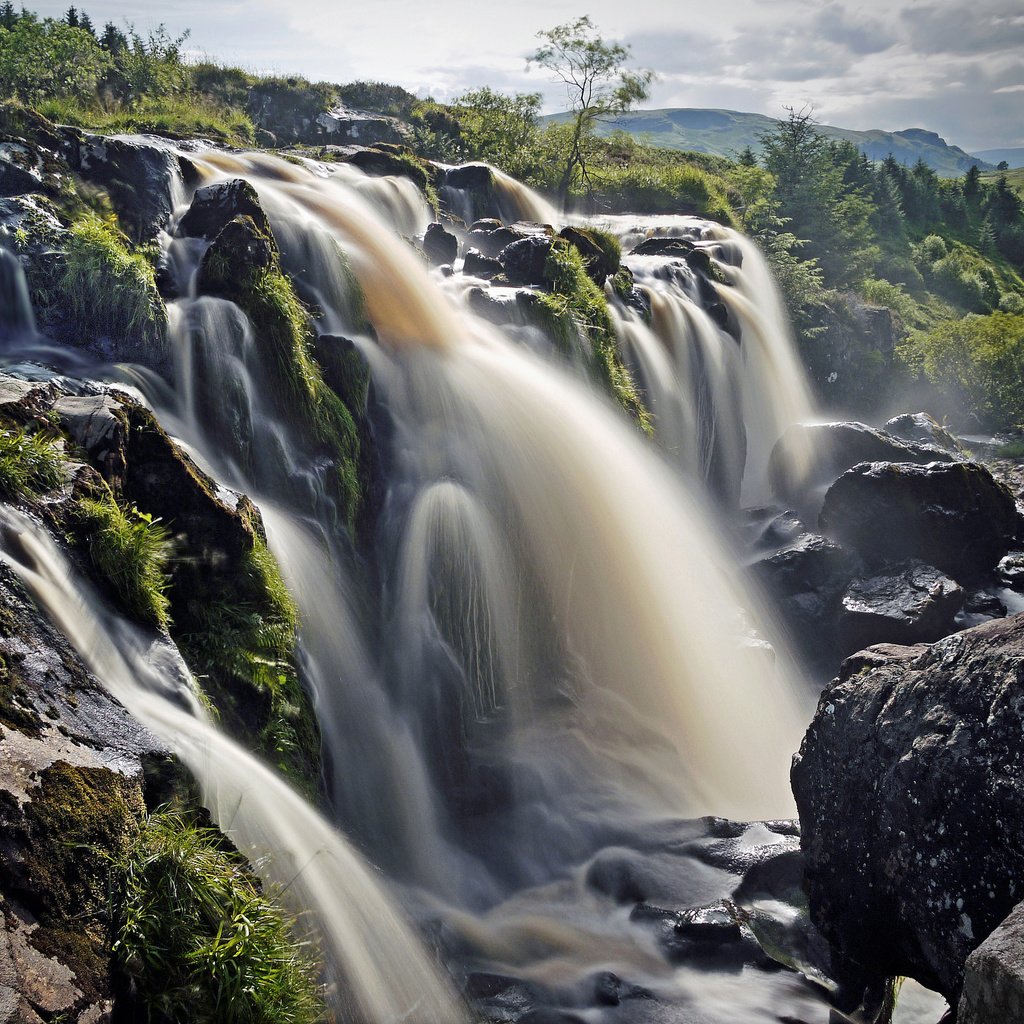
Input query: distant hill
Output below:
<box><xmin>974</xmin><ymin>148</ymin><xmax>1024</xmax><ymax>169</ymax></box>
<box><xmin>541</xmin><ymin>108</ymin><xmax>994</xmax><ymax>178</ymax></box>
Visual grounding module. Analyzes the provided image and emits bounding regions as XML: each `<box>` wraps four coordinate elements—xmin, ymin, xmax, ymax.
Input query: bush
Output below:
<box><xmin>114</xmin><ymin>810</ymin><xmax>325</xmax><ymax>1024</ymax></box>
<box><xmin>859</xmin><ymin>277</ymin><xmax>919</xmax><ymax>324</ymax></box>
<box><xmin>910</xmin><ymin>312</ymin><xmax>1024</xmax><ymax>428</ymax></box>
<box><xmin>77</xmin><ymin>494</ymin><xmax>171</xmax><ymax>629</ymax></box>
<box><xmin>0</xmin><ymin>427</ymin><xmax>63</xmax><ymax>499</ymax></box>
<box><xmin>0</xmin><ymin>15</ymin><xmax>110</xmax><ymax>102</ymax></box>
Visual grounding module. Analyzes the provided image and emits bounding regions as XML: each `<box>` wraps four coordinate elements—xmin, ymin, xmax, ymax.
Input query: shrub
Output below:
<box><xmin>114</xmin><ymin>810</ymin><xmax>325</xmax><ymax>1024</ymax></box>
<box><xmin>910</xmin><ymin>312</ymin><xmax>1024</xmax><ymax>428</ymax></box>
<box><xmin>0</xmin><ymin>427</ymin><xmax>63</xmax><ymax>499</ymax></box>
<box><xmin>77</xmin><ymin>494</ymin><xmax>171</xmax><ymax>629</ymax></box>
<box><xmin>859</xmin><ymin>277</ymin><xmax>919</xmax><ymax>324</ymax></box>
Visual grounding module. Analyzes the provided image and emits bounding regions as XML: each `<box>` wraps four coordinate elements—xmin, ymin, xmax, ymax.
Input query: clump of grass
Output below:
<box><xmin>114</xmin><ymin>809</ymin><xmax>326</xmax><ymax>1024</ymax></box>
<box><xmin>60</xmin><ymin>214</ymin><xmax>166</xmax><ymax>347</ymax></box>
<box><xmin>997</xmin><ymin>439</ymin><xmax>1024</xmax><ymax>459</ymax></box>
<box><xmin>540</xmin><ymin>240</ymin><xmax>652</xmax><ymax>434</ymax></box>
<box><xmin>77</xmin><ymin>495</ymin><xmax>171</xmax><ymax>630</ymax></box>
<box><xmin>0</xmin><ymin>428</ymin><xmax>63</xmax><ymax>499</ymax></box>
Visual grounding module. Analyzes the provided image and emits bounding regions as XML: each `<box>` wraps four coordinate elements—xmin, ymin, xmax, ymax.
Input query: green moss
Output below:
<box><xmin>76</xmin><ymin>494</ymin><xmax>172</xmax><ymax>630</ymax></box>
<box><xmin>179</xmin><ymin>537</ymin><xmax>319</xmax><ymax>793</ymax></box>
<box><xmin>540</xmin><ymin>240</ymin><xmax>652</xmax><ymax>434</ymax></box>
<box><xmin>0</xmin><ymin>426</ymin><xmax>64</xmax><ymax>500</ymax></box>
<box><xmin>114</xmin><ymin>809</ymin><xmax>326</xmax><ymax>1024</ymax></box>
<box><xmin>58</xmin><ymin>214</ymin><xmax>167</xmax><ymax>348</ymax></box>
<box><xmin>201</xmin><ymin>217</ymin><xmax>362</xmax><ymax>529</ymax></box>
<box><xmin>0</xmin><ymin>652</ymin><xmax>42</xmax><ymax>736</ymax></box>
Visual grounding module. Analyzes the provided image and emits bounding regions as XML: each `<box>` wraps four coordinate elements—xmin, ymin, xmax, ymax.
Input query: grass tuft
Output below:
<box><xmin>114</xmin><ymin>809</ymin><xmax>326</xmax><ymax>1024</ymax></box>
<box><xmin>0</xmin><ymin>428</ymin><xmax>64</xmax><ymax>499</ymax></box>
<box><xmin>77</xmin><ymin>494</ymin><xmax>172</xmax><ymax>630</ymax></box>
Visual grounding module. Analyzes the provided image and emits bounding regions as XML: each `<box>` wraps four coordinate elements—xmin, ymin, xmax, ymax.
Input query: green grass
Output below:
<box><xmin>540</xmin><ymin>240</ymin><xmax>652</xmax><ymax>434</ymax></box>
<box><xmin>35</xmin><ymin>94</ymin><xmax>255</xmax><ymax>145</ymax></box>
<box><xmin>0</xmin><ymin>427</ymin><xmax>63</xmax><ymax>499</ymax></box>
<box><xmin>114</xmin><ymin>809</ymin><xmax>326</xmax><ymax>1024</ymax></box>
<box><xmin>60</xmin><ymin>214</ymin><xmax>166</xmax><ymax>347</ymax></box>
<box><xmin>77</xmin><ymin>494</ymin><xmax>172</xmax><ymax>630</ymax></box>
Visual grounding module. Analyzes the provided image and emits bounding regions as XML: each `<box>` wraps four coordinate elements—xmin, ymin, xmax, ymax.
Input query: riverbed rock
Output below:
<box><xmin>462</xmin><ymin>248</ymin><xmax>503</xmax><ymax>280</ymax></box>
<box><xmin>558</xmin><ymin>226</ymin><xmax>619</xmax><ymax>283</ymax></box>
<box><xmin>69</xmin><ymin>133</ymin><xmax>182</xmax><ymax>242</ymax></box>
<box><xmin>176</xmin><ymin>178</ymin><xmax>270</xmax><ymax>241</ymax></box>
<box><xmin>884</xmin><ymin>412</ymin><xmax>967</xmax><ymax>457</ymax></box>
<box><xmin>769</xmin><ymin>420</ymin><xmax>958</xmax><ymax>509</ymax></box>
<box><xmin>792</xmin><ymin>614</ymin><xmax>1024</xmax><ymax>1003</ymax></box>
<box><xmin>819</xmin><ymin>460</ymin><xmax>1019</xmax><ymax>578</ymax></box>
<box><xmin>959</xmin><ymin>900</ymin><xmax>1024</xmax><ymax>1023</ymax></box>
<box><xmin>837</xmin><ymin>561</ymin><xmax>963</xmax><ymax>652</ymax></box>
<box><xmin>422</xmin><ymin>222</ymin><xmax>457</xmax><ymax>266</ymax></box>
<box><xmin>498</xmin><ymin>235</ymin><xmax>554</xmax><ymax>287</ymax></box>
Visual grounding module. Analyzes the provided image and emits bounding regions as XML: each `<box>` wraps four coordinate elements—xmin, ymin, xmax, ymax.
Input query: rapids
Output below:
<box><xmin>0</xmin><ymin>145</ymin><xmax>842</xmax><ymax>1022</ymax></box>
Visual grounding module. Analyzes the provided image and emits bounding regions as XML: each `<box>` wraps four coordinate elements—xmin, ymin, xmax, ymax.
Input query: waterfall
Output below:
<box><xmin>0</xmin><ymin>248</ymin><xmax>37</xmax><ymax>340</ymax></box>
<box><xmin>0</xmin><ymin>505</ymin><xmax>466</xmax><ymax>1024</ymax></box>
<box><xmin>0</xmin><ymin>140</ymin><xmax>828</xmax><ymax>1021</ymax></box>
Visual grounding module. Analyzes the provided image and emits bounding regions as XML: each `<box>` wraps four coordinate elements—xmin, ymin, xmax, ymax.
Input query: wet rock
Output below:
<box><xmin>498</xmin><ymin>235</ymin><xmax>553</xmax><ymax>287</ymax></box>
<box><xmin>838</xmin><ymin>561</ymin><xmax>963</xmax><ymax>652</ymax></box>
<box><xmin>53</xmin><ymin>395</ymin><xmax>128</xmax><ymax>489</ymax></box>
<box><xmin>197</xmin><ymin>215</ymin><xmax>277</xmax><ymax>294</ymax></box>
<box><xmin>470</xmin><ymin>218</ymin><xmax>503</xmax><ymax>232</ymax></box>
<box><xmin>792</xmin><ymin>614</ymin><xmax>1024</xmax><ymax>1003</ymax></box>
<box><xmin>463</xmin><ymin>248</ymin><xmax>503</xmax><ymax>280</ymax></box>
<box><xmin>177</xmin><ymin>178</ymin><xmax>270</xmax><ymax>241</ymax></box>
<box><xmin>0</xmin><ymin>142</ymin><xmax>46</xmax><ymax>198</ymax></box>
<box><xmin>769</xmin><ymin>420</ymin><xmax>958</xmax><ymax>509</ymax></box>
<box><xmin>998</xmin><ymin>551</ymin><xmax>1024</xmax><ymax>585</ymax></box>
<box><xmin>558</xmin><ymin>226</ymin><xmax>619</xmax><ymax>284</ymax></box>
<box><xmin>467</xmin><ymin>225</ymin><xmax>532</xmax><ymax>258</ymax></box>
<box><xmin>964</xmin><ymin>591</ymin><xmax>1007</xmax><ymax>619</ymax></box>
<box><xmin>750</xmin><ymin>533</ymin><xmax>859</xmax><ymax>655</ymax></box>
<box><xmin>884</xmin><ymin>412</ymin><xmax>967</xmax><ymax>457</ymax></box>
<box><xmin>630</xmin><ymin>237</ymin><xmax>696</xmax><ymax>258</ymax></box>
<box><xmin>959</xmin><ymin>900</ymin><xmax>1024</xmax><ymax>1023</ymax></box>
<box><xmin>422</xmin><ymin>222</ymin><xmax>457</xmax><ymax>266</ymax></box>
<box><xmin>819</xmin><ymin>460</ymin><xmax>1019</xmax><ymax>579</ymax></box>
<box><xmin>69</xmin><ymin>133</ymin><xmax>181</xmax><ymax>242</ymax></box>
<box><xmin>345</xmin><ymin>145</ymin><xmax>432</xmax><ymax>197</ymax></box>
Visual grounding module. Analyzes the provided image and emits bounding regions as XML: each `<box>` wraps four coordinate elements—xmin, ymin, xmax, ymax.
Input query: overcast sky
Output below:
<box><xmin>29</xmin><ymin>0</ymin><xmax>1024</xmax><ymax>151</ymax></box>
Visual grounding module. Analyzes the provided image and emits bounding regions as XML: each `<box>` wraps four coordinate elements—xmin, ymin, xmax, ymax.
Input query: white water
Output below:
<box><xmin>1</xmin><ymin>146</ymin><xmax>829</xmax><ymax>1021</ymax></box>
<box><xmin>0</xmin><ymin>247</ymin><xmax>37</xmax><ymax>340</ymax></box>
<box><xmin>0</xmin><ymin>505</ymin><xmax>466</xmax><ymax>1024</ymax></box>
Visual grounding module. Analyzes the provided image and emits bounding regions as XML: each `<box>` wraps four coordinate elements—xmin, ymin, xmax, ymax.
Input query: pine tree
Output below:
<box><xmin>0</xmin><ymin>2</ymin><xmax>16</xmax><ymax>29</ymax></box>
<box><xmin>79</xmin><ymin>11</ymin><xmax>95</xmax><ymax>35</ymax></box>
<box><xmin>64</xmin><ymin>6</ymin><xmax>79</xmax><ymax>28</ymax></box>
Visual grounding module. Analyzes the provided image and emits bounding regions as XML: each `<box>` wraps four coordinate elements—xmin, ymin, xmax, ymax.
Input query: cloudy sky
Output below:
<box><xmin>30</xmin><ymin>0</ymin><xmax>1024</xmax><ymax>151</ymax></box>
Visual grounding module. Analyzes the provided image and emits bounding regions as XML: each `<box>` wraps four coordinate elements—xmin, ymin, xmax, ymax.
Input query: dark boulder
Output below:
<box><xmin>197</xmin><ymin>215</ymin><xmax>278</xmax><ymax>296</ymax></box>
<box><xmin>345</xmin><ymin>145</ymin><xmax>432</xmax><ymax>196</ymax></box>
<box><xmin>462</xmin><ymin>248</ymin><xmax>503</xmax><ymax>280</ymax></box>
<box><xmin>0</xmin><ymin>141</ymin><xmax>45</xmax><ymax>197</ymax></box>
<box><xmin>498</xmin><ymin>235</ymin><xmax>553</xmax><ymax>287</ymax></box>
<box><xmin>558</xmin><ymin>226</ymin><xmax>619</xmax><ymax>284</ymax></box>
<box><xmin>422</xmin><ymin>222</ymin><xmax>457</xmax><ymax>266</ymax></box>
<box><xmin>960</xmin><ymin>901</ymin><xmax>1024</xmax><ymax>1023</ymax></box>
<box><xmin>443</xmin><ymin>163</ymin><xmax>494</xmax><ymax>192</ymax></box>
<box><xmin>792</xmin><ymin>614</ymin><xmax>1024</xmax><ymax>1003</ymax></box>
<box><xmin>467</xmin><ymin>224</ymin><xmax>530</xmax><ymax>258</ymax></box>
<box><xmin>630</xmin><ymin>236</ymin><xmax>696</xmax><ymax>258</ymax></box>
<box><xmin>769</xmin><ymin>420</ymin><xmax>958</xmax><ymax>509</ymax></box>
<box><xmin>469</xmin><ymin>218</ymin><xmax>503</xmax><ymax>232</ymax></box>
<box><xmin>69</xmin><ymin>133</ymin><xmax>182</xmax><ymax>241</ymax></box>
<box><xmin>819</xmin><ymin>460</ymin><xmax>1019</xmax><ymax>578</ymax></box>
<box><xmin>837</xmin><ymin>561</ymin><xmax>963</xmax><ymax>652</ymax></box>
<box><xmin>177</xmin><ymin>178</ymin><xmax>270</xmax><ymax>241</ymax></box>
<box><xmin>884</xmin><ymin>412</ymin><xmax>966</xmax><ymax>457</ymax></box>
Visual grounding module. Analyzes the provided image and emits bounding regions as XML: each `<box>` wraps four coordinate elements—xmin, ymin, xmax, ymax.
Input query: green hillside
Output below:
<box><xmin>542</xmin><ymin>108</ymin><xmax>993</xmax><ymax>178</ymax></box>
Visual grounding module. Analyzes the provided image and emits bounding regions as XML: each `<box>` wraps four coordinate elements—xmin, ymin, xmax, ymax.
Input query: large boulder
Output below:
<box><xmin>837</xmin><ymin>561</ymin><xmax>963</xmax><ymax>653</ymax></box>
<box><xmin>176</xmin><ymin>178</ymin><xmax>270</xmax><ymax>241</ymax></box>
<box><xmin>792</xmin><ymin>614</ymin><xmax>1024</xmax><ymax>1003</ymax></box>
<box><xmin>819</xmin><ymin>460</ymin><xmax>1019</xmax><ymax>579</ymax></box>
<box><xmin>960</xmin><ymin>901</ymin><xmax>1024</xmax><ymax>1023</ymax></box>
<box><xmin>769</xmin><ymin>420</ymin><xmax>958</xmax><ymax>509</ymax></box>
<box><xmin>422</xmin><ymin>222</ymin><xmax>457</xmax><ymax>266</ymax></box>
<box><xmin>558</xmin><ymin>226</ymin><xmax>619</xmax><ymax>284</ymax></box>
<box><xmin>68</xmin><ymin>133</ymin><xmax>182</xmax><ymax>242</ymax></box>
<box><xmin>884</xmin><ymin>412</ymin><xmax>966</xmax><ymax>457</ymax></box>
<box><xmin>498</xmin><ymin>235</ymin><xmax>554</xmax><ymax>287</ymax></box>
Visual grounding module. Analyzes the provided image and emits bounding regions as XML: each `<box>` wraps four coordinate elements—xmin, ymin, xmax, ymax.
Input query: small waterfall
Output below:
<box><xmin>0</xmin><ymin>505</ymin><xmax>467</xmax><ymax>1024</ymax></box>
<box><xmin>0</xmin><ymin>248</ymin><xmax>36</xmax><ymax>341</ymax></box>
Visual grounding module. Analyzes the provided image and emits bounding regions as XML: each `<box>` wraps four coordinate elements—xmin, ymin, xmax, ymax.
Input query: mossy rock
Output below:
<box><xmin>177</xmin><ymin>178</ymin><xmax>272</xmax><ymax>241</ymax></box>
<box><xmin>559</xmin><ymin>226</ymin><xmax>621</xmax><ymax>284</ymax></box>
<box><xmin>345</xmin><ymin>143</ymin><xmax>438</xmax><ymax>204</ymax></box>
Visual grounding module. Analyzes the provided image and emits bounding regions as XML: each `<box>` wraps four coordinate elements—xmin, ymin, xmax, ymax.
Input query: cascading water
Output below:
<box><xmin>0</xmin><ymin>246</ymin><xmax>37</xmax><ymax>340</ymax></box>
<box><xmin>0</xmin><ymin>504</ymin><xmax>466</xmax><ymax>1024</ymax></box>
<box><xmin>1</xmin><ymin>143</ymin><xmax>836</xmax><ymax>1021</ymax></box>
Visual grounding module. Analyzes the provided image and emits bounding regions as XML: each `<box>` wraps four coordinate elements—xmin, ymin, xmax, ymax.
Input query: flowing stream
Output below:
<box><xmin>0</xmin><ymin>145</ymin><xmax>836</xmax><ymax>1022</ymax></box>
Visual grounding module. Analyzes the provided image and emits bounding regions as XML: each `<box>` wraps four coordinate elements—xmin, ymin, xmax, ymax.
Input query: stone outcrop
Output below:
<box><xmin>959</xmin><ymin>901</ymin><xmax>1024</xmax><ymax>1023</ymax></box>
<box><xmin>819</xmin><ymin>460</ymin><xmax>1019</xmax><ymax>578</ymax></box>
<box><xmin>792</xmin><ymin>614</ymin><xmax>1024</xmax><ymax>1003</ymax></box>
